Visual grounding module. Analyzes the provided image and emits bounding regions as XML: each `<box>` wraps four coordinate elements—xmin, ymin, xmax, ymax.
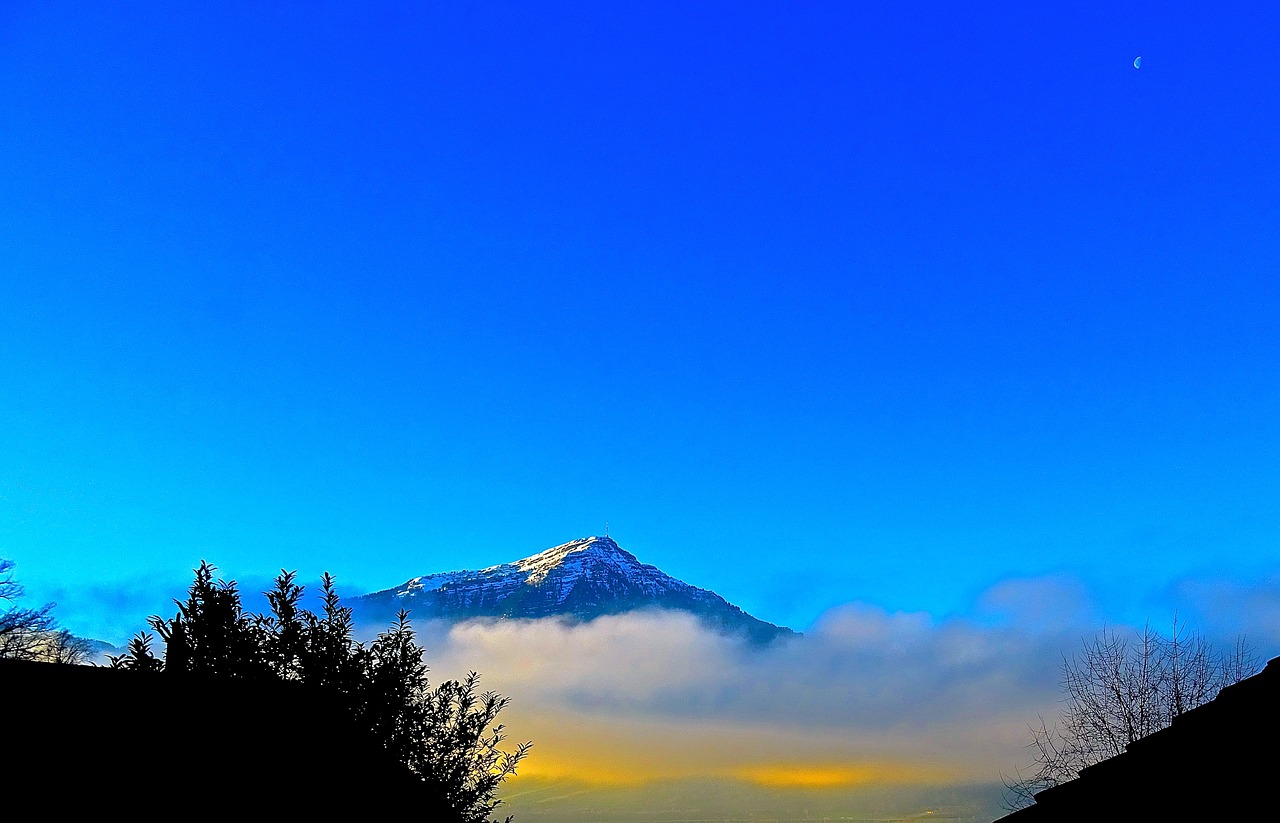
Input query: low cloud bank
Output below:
<box><xmin>403</xmin><ymin>591</ymin><xmax>1087</xmax><ymax>788</ymax></box>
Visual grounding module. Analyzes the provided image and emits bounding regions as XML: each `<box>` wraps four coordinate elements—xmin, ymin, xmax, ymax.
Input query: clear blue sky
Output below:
<box><xmin>4</xmin><ymin>1</ymin><xmax>1279</xmax><ymax>647</ymax></box>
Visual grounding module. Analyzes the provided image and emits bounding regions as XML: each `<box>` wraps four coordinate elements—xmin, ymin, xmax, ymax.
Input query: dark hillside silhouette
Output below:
<box><xmin>994</xmin><ymin>654</ymin><xmax>1280</xmax><ymax>821</ymax></box>
<box><xmin>2</xmin><ymin>656</ymin><xmax>430</xmax><ymax>814</ymax></box>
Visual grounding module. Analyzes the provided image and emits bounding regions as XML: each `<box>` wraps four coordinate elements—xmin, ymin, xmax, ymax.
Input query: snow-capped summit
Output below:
<box><xmin>508</xmin><ymin>535</ymin><xmax>683</xmax><ymax>595</ymax></box>
<box><xmin>351</xmin><ymin>536</ymin><xmax>794</xmax><ymax>644</ymax></box>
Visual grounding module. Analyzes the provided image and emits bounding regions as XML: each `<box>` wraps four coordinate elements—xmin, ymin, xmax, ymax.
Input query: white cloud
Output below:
<box><xmin>976</xmin><ymin>574</ymin><xmax>1098</xmax><ymax>632</ymax></box>
<box><xmin>1166</xmin><ymin>574</ymin><xmax>1280</xmax><ymax>653</ymax></box>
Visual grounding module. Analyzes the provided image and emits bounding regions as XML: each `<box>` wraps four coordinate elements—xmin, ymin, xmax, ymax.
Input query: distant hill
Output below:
<box><xmin>351</xmin><ymin>535</ymin><xmax>795</xmax><ymax>645</ymax></box>
<box><xmin>84</xmin><ymin>636</ymin><xmax>124</xmax><ymax>664</ymax></box>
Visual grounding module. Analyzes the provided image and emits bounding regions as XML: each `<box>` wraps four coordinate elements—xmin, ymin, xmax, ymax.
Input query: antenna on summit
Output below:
<box><xmin>605</xmin><ymin>521</ymin><xmax>610</xmax><ymax>538</ymax></box>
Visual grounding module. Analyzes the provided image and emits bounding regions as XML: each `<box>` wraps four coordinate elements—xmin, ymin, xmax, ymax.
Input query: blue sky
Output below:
<box><xmin>5</xmin><ymin>1</ymin><xmax>1279</xmax><ymax>640</ymax></box>
<box><xmin>5</xmin><ymin>2</ymin><xmax>1279</xmax><ymax>817</ymax></box>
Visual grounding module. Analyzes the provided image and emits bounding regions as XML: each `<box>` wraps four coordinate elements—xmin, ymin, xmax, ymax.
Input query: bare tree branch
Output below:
<box><xmin>0</xmin><ymin>557</ymin><xmax>85</xmax><ymax>664</ymax></box>
<box><xmin>1002</xmin><ymin>617</ymin><xmax>1261</xmax><ymax>811</ymax></box>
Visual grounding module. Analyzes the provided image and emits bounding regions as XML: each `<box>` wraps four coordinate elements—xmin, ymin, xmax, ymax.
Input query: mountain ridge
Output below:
<box><xmin>351</xmin><ymin>536</ymin><xmax>795</xmax><ymax>645</ymax></box>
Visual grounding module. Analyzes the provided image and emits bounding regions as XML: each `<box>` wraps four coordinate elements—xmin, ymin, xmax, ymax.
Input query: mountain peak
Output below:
<box><xmin>353</xmin><ymin>536</ymin><xmax>795</xmax><ymax>645</ymax></box>
<box><xmin>520</xmin><ymin>534</ymin><xmax>623</xmax><ymax>560</ymax></box>
<box><xmin>512</xmin><ymin>535</ymin><xmax>634</xmax><ymax>583</ymax></box>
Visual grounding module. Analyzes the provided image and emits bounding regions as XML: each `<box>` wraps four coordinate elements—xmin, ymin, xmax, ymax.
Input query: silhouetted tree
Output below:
<box><xmin>112</xmin><ymin>561</ymin><xmax>530</xmax><ymax>822</ymax></box>
<box><xmin>0</xmin><ymin>557</ymin><xmax>91</xmax><ymax>664</ymax></box>
<box><xmin>415</xmin><ymin>670</ymin><xmax>532</xmax><ymax>823</ymax></box>
<box><xmin>107</xmin><ymin>631</ymin><xmax>164</xmax><ymax>672</ymax></box>
<box><xmin>144</xmin><ymin>560</ymin><xmax>272</xmax><ymax>680</ymax></box>
<box><xmin>257</xmin><ymin>568</ymin><xmax>307</xmax><ymax>679</ymax></box>
<box><xmin>297</xmin><ymin>571</ymin><xmax>368</xmax><ymax>702</ymax></box>
<box><xmin>364</xmin><ymin>609</ymin><xmax>430</xmax><ymax>762</ymax></box>
<box><xmin>1002</xmin><ymin>616</ymin><xmax>1260</xmax><ymax>810</ymax></box>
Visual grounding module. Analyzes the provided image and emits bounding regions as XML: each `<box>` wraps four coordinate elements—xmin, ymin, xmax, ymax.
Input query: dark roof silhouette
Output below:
<box><xmin>994</xmin><ymin>654</ymin><xmax>1280</xmax><ymax>821</ymax></box>
<box><xmin>2</xmin><ymin>658</ymin><xmax>435</xmax><ymax>814</ymax></box>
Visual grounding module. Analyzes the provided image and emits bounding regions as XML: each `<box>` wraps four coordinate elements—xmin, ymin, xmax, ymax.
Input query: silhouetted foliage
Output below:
<box><xmin>0</xmin><ymin>557</ymin><xmax>91</xmax><ymax>664</ymax></box>
<box><xmin>108</xmin><ymin>631</ymin><xmax>164</xmax><ymax>672</ymax></box>
<box><xmin>111</xmin><ymin>560</ymin><xmax>530</xmax><ymax>822</ymax></box>
<box><xmin>1001</xmin><ymin>616</ymin><xmax>1260</xmax><ymax>811</ymax></box>
<box><xmin>146</xmin><ymin>561</ymin><xmax>274</xmax><ymax>680</ymax></box>
<box><xmin>260</xmin><ymin>568</ymin><xmax>306</xmax><ymax>678</ymax></box>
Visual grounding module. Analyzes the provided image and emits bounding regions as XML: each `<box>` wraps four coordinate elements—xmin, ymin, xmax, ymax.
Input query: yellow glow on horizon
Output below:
<box><xmin>494</xmin><ymin>706</ymin><xmax>981</xmax><ymax>792</ymax></box>
<box><xmin>509</xmin><ymin>756</ymin><xmax>957</xmax><ymax>791</ymax></box>
<box><xmin>510</xmin><ymin>758</ymin><xmax>669</xmax><ymax>786</ymax></box>
<box><xmin>734</xmin><ymin>762</ymin><xmax>955</xmax><ymax>789</ymax></box>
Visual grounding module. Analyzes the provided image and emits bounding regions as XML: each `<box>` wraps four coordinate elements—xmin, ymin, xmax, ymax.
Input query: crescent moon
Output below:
<box><xmin>1134</xmin><ymin>56</ymin><xmax>1142</xmax><ymax>69</ymax></box>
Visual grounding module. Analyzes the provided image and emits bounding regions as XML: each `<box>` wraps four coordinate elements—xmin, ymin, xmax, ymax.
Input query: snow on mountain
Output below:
<box><xmin>351</xmin><ymin>536</ymin><xmax>795</xmax><ymax>644</ymax></box>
